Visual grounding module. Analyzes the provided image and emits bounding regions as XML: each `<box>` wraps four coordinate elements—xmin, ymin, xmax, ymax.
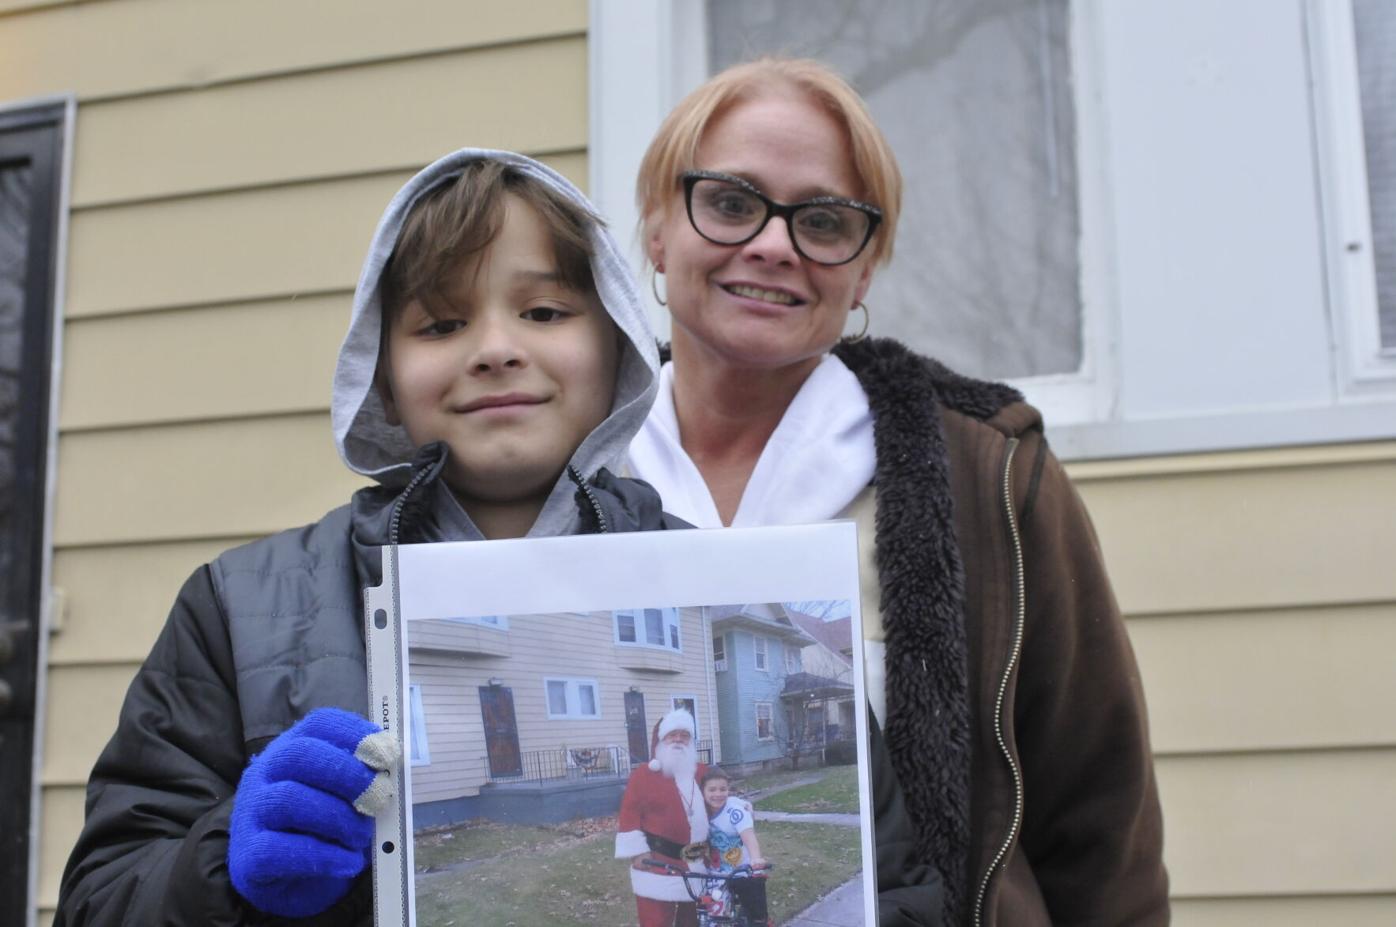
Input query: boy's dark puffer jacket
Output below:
<box><xmin>53</xmin><ymin>448</ymin><xmax>682</xmax><ymax>926</ymax></box>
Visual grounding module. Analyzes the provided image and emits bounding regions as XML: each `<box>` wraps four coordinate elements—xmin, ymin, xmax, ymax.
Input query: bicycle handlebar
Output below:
<box><xmin>639</xmin><ymin>858</ymin><xmax>773</xmax><ymax>902</ymax></box>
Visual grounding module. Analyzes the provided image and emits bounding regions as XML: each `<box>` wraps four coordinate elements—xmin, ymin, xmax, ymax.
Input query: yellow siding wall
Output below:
<box><xmin>408</xmin><ymin>608</ymin><xmax>714</xmax><ymax>805</ymax></box>
<box><xmin>6</xmin><ymin>1</ymin><xmax>1394</xmax><ymax>925</ymax></box>
<box><xmin>1070</xmin><ymin>444</ymin><xmax>1396</xmax><ymax>924</ymax></box>
<box><xmin>1</xmin><ymin>2</ymin><xmax>589</xmax><ymax>924</ymax></box>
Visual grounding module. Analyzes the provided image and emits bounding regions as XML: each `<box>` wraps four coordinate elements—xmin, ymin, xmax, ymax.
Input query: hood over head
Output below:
<box><xmin>332</xmin><ymin>149</ymin><xmax>658</xmax><ymax>536</ymax></box>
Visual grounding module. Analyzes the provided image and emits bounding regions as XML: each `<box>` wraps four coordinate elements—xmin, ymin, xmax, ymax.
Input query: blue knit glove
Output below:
<box><xmin>228</xmin><ymin>707</ymin><xmax>400</xmax><ymax>918</ymax></box>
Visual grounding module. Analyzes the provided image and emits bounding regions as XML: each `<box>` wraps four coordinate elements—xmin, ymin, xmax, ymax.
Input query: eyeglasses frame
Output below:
<box><xmin>680</xmin><ymin>170</ymin><xmax>883</xmax><ymax>267</ymax></box>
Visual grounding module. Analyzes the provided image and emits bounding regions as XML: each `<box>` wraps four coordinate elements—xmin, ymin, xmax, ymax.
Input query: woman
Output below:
<box><xmin>627</xmin><ymin>58</ymin><xmax>1168</xmax><ymax>927</ymax></box>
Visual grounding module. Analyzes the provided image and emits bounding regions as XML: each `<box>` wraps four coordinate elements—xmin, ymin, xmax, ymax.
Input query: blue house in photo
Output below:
<box><xmin>707</xmin><ymin>603</ymin><xmax>817</xmax><ymax>772</ymax></box>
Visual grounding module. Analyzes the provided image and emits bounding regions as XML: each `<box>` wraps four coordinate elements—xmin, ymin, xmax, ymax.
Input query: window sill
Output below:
<box><xmin>615</xmin><ymin>646</ymin><xmax>684</xmax><ymax>674</ymax></box>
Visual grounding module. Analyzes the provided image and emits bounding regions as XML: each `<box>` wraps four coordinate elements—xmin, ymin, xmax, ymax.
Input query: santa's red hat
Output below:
<box><xmin>647</xmin><ymin>707</ymin><xmax>696</xmax><ymax>771</ymax></box>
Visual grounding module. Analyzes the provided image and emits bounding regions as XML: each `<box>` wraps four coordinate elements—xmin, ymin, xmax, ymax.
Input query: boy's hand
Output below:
<box><xmin>228</xmin><ymin>707</ymin><xmax>400</xmax><ymax>918</ymax></box>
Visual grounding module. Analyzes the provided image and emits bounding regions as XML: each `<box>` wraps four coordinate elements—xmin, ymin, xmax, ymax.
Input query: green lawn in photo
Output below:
<box><xmin>733</xmin><ymin>766</ymin><xmax>823</xmax><ymax>795</ymax></box>
<box><xmin>411</xmin><ymin>818</ymin><xmax>860</xmax><ymax>926</ymax></box>
<box><xmin>757</xmin><ymin>821</ymin><xmax>862</xmax><ymax>925</ymax></box>
<box><xmin>752</xmin><ymin>765</ymin><xmax>859</xmax><ymax>814</ymax></box>
<box><xmin>414</xmin><ymin>820</ymin><xmax>567</xmax><ymax>874</ymax></box>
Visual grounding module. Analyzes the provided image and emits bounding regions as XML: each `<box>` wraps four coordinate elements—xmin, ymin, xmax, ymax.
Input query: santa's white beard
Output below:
<box><xmin>656</xmin><ymin>739</ymin><xmax>697</xmax><ymax>784</ymax></box>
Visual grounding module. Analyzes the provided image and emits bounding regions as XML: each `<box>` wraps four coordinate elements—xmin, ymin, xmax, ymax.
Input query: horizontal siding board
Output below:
<box><xmin>0</xmin><ymin>0</ymin><xmax>585</xmax><ymax>103</ymax></box>
<box><xmin>53</xmin><ymin>413</ymin><xmax>368</xmax><ymax>546</ymax></box>
<box><xmin>41</xmin><ymin>664</ymin><xmax>134</xmax><ymax>785</ymax></box>
<box><xmin>1170</xmin><ymin>895</ymin><xmax>1396</xmax><ymax>927</ymax></box>
<box><xmin>1132</xmin><ymin>603</ymin><xmax>1396</xmax><ymax>754</ymax></box>
<box><xmin>38</xmin><ymin>784</ymin><xmax>85</xmax><ymax>910</ymax></box>
<box><xmin>59</xmin><ymin>294</ymin><xmax>347</xmax><ymax>430</ymax></box>
<box><xmin>65</xmin><ymin>152</ymin><xmax>585</xmax><ymax>318</ymax></box>
<box><xmin>1158</xmin><ymin>749</ymin><xmax>1396</xmax><ymax>897</ymax></box>
<box><xmin>49</xmin><ymin>539</ymin><xmax>249</xmax><ymax>665</ymax></box>
<box><xmin>0</xmin><ymin>0</ymin><xmax>69</xmax><ymax>16</ymax></box>
<box><xmin>72</xmin><ymin>37</ymin><xmax>588</xmax><ymax>206</ymax></box>
<box><xmin>409</xmin><ymin>609</ymin><xmax>715</xmax><ymax>802</ymax></box>
<box><xmin>1076</xmin><ymin>458</ymin><xmax>1396</xmax><ymax>614</ymax></box>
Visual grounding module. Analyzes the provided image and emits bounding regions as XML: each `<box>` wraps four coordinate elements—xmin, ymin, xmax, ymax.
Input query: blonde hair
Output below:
<box><xmin>636</xmin><ymin>57</ymin><xmax>902</xmax><ymax>266</ymax></box>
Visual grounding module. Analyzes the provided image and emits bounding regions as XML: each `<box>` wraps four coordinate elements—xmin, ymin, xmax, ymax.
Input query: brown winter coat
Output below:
<box><xmin>834</xmin><ymin>338</ymin><xmax>1169</xmax><ymax>927</ymax></box>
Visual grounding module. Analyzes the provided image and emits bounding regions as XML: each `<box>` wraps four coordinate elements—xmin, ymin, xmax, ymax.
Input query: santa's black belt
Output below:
<box><xmin>644</xmin><ymin>831</ymin><xmax>688</xmax><ymax>859</ymax></box>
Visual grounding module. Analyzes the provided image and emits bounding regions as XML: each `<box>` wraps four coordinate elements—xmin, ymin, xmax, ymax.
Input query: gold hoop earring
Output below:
<box><xmin>651</xmin><ymin>271</ymin><xmax>667</xmax><ymax>307</ymax></box>
<box><xmin>843</xmin><ymin>301</ymin><xmax>869</xmax><ymax>343</ymax></box>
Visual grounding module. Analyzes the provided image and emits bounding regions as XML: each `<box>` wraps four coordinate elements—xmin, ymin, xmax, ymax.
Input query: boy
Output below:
<box><xmin>55</xmin><ymin>150</ymin><xmax>676</xmax><ymax>926</ymax></box>
<box><xmin>700</xmin><ymin>768</ymin><xmax>770</xmax><ymax>927</ymax></box>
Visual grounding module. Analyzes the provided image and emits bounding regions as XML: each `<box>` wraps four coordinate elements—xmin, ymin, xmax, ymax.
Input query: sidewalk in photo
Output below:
<box><xmin>783</xmin><ymin>874</ymin><xmax>865</xmax><ymax>926</ymax></box>
<box><xmin>753</xmin><ymin>810</ymin><xmax>860</xmax><ymax>826</ymax></box>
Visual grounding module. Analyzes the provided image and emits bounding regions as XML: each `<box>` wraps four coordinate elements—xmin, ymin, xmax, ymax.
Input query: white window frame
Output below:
<box><xmin>442</xmin><ymin>614</ymin><xmax>508</xmax><ymax>630</ymax></box>
<box><xmin>752</xmin><ymin>635</ymin><xmax>768</xmax><ymax>672</ymax></box>
<box><xmin>785</xmin><ymin>644</ymin><xmax>801</xmax><ymax>674</ymax></box>
<box><xmin>755</xmin><ymin>701</ymin><xmax>774</xmax><ymax>742</ymax></box>
<box><xmin>408</xmin><ymin>684</ymin><xmax>430</xmax><ymax>766</ymax></box>
<box><xmin>712</xmin><ymin>633</ymin><xmax>727</xmax><ymax>670</ymax></box>
<box><xmin>591</xmin><ymin>1</ymin><xmax>1396</xmax><ymax>461</ymax></box>
<box><xmin>544</xmin><ymin>677</ymin><xmax>602</xmax><ymax>720</ymax></box>
<box><xmin>614</xmin><ymin>607</ymin><xmax>682</xmax><ymax>653</ymax></box>
<box><xmin>1307</xmin><ymin>0</ymin><xmax>1396</xmax><ymax>395</ymax></box>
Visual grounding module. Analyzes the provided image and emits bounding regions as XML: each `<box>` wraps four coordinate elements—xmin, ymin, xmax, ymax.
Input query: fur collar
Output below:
<box><xmin>833</xmin><ymin>337</ymin><xmax>1021</xmax><ymax>922</ymax></box>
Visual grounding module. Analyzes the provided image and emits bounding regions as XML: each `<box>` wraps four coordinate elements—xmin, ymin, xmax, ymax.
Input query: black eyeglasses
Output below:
<box><xmin>681</xmin><ymin>170</ymin><xmax>882</xmax><ymax>266</ymax></box>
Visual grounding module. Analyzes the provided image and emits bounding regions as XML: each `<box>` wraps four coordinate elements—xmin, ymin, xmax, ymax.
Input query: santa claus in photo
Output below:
<box><xmin>615</xmin><ymin>708</ymin><xmax>709</xmax><ymax>927</ymax></box>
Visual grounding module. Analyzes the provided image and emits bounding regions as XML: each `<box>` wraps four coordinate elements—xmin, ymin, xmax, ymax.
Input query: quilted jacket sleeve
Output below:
<box><xmin>52</xmin><ymin>567</ymin><xmax>371</xmax><ymax>927</ymax></box>
<box><xmin>1010</xmin><ymin>433</ymin><xmax>1169</xmax><ymax>926</ymax></box>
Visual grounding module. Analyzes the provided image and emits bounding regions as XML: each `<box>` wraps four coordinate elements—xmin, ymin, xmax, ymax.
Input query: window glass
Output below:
<box><xmin>0</xmin><ymin>163</ymin><xmax>33</xmax><ymax>614</ymax></box>
<box><xmin>547</xmin><ymin>678</ymin><xmax>601</xmax><ymax>718</ymax></box>
<box><xmin>616</xmin><ymin>608</ymin><xmax>681</xmax><ymax>652</ymax></box>
<box><xmin>644</xmin><ymin>607</ymin><xmax>665</xmax><ymax>645</ymax></box>
<box><xmin>785</xmin><ymin>646</ymin><xmax>801</xmax><ymax>673</ymax></box>
<box><xmin>408</xmin><ymin>684</ymin><xmax>430</xmax><ymax>765</ymax></box>
<box><xmin>547</xmin><ymin>680</ymin><xmax>568</xmax><ymax>715</ymax></box>
<box><xmin>617</xmin><ymin>611</ymin><xmax>637</xmax><ymax>642</ymax></box>
<box><xmin>753</xmin><ymin>635</ymin><xmax>768</xmax><ymax>670</ymax></box>
<box><xmin>713</xmin><ymin>635</ymin><xmax>726</xmax><ymax>663</ymax></box>
<box><xmin>707</xmin><ymin>0</ymin><xmax>1082</xmax><ymax>378</ymax></box>
<box><xmin>755</xmin><ymin>702</ymin><xmax>773</xmax><ymax>740</ymax></box>
<box><xmin>1353</xmin><ymin>0</ymin><xmax>1396</xmax><ymax>348</ymax></box>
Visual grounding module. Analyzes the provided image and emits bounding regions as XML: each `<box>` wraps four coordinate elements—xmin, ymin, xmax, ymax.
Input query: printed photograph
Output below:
<box><xmin>406</xmin><ymin>600</ymin><xmax>865</xmax><ymax>927</ymax></box>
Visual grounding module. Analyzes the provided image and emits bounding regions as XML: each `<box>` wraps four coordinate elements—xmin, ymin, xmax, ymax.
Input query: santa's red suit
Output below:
<box><xmin>616</xmin><ymin>709</ymin><xmax>708</xmax><ymax>927</ymax></box>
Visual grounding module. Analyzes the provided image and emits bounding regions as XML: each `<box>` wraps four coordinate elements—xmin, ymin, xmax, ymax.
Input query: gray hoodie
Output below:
<box><xmin>331</xmin><ymin>148</ymin><xmax>659</xmax><ymax>539</ymax></box>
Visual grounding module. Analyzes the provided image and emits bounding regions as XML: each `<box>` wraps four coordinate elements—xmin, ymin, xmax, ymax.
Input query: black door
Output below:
<box><xmin>0</xmin><ymin>100</ymin><xmax>65</xmax><ymax>927</ymax></box>
<box><xmin>624</xmin><ymin>690</ymin><xmax>648</xmax><ymax>765</ymax></box>
<box><xmin>479</xmin><ymin>685</ymin><xmax>523</xmax><ymax>778</ymax></box>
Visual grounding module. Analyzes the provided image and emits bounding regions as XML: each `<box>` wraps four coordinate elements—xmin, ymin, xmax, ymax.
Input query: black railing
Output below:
<box><xmin>487</xmin><ymin>740</ymin><xmax>714</xmax><ymax>786</ymax></box>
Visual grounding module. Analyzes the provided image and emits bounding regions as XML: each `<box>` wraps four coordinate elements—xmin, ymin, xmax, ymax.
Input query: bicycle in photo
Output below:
<box><xmin>640</xmin><ymin>858</ymin><xmax>773</xmax><ymax>927</ymax></box>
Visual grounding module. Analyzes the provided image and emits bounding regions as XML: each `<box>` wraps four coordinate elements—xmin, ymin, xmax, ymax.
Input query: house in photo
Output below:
<box><xmin>784</xmin><ymin>610</ymin><xmax>857</xmax><ymax>762</ymax></box>
<box><xmin>707</xmin><ymin>603</ymin><xmax>818</xmax><ymax>773</ymax></box>
<box><xmin>407</xmin><ymin>606</ymin><xmax>717</xmax><ymax>827</ymax></box>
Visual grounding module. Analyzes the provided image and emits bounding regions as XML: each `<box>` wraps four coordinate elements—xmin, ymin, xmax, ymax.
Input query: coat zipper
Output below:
<box><xmin>388</xmin><ymin>463</ymin><xmax>437</xmax><ymax>545</ymax></box>
<box><xmin>567</xmin><ymin>465</ymin><xmax>610</xmax><ymax>534</ymax></box>
<box><xmin>973</xmin><ymin>436</ymin><xmax>1027</xmax><ymax>927</ymax></box>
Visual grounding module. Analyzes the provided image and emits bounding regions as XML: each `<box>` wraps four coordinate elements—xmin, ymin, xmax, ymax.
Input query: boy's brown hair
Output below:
<box><xmin>381</xmin><ymin>159</ymin><xmax>601</xmax><ymax>320</ymax></box>
<box><xmin>700</xmin><ymin>767</ymin><xmax>731</xmax><ymax>788</ymax></box>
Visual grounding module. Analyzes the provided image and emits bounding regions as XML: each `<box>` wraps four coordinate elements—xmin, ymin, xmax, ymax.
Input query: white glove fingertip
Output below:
<box><xmin>353</xmin><ymin>769</ymin><xmax>396</xmax><ymax>816</ymax></box>
<box><xmin>354</xmin><ymin>729</ymin><xmax>402</xmax><ymax>771</ymax></box>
